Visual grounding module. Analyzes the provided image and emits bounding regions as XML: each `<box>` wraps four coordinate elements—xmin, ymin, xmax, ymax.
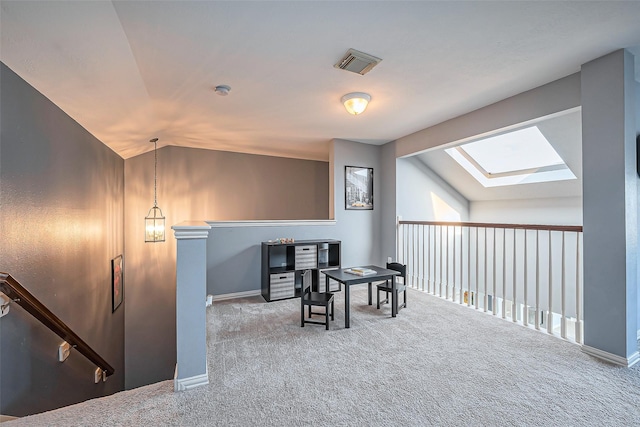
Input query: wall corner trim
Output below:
<box><xmin>581</xmin><ymin>345</ymin><xmax>640</xmax><ymax>367</ymax></box>
<box><xmin>172</xmin><ymin>221</ymin><xmax>212</xmax><ymax>239</ymax></box>
<box><xmin>174</xmin><ymin>365</ymin><xmax>209</xmax><ymax>392</ymax></box>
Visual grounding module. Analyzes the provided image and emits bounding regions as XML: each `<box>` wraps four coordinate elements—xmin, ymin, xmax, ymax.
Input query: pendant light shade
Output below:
<box><xmin>145</xmin><ymin>138</ymin><xmax>165</xmax><ymax>243</ymax></box>
<box><xmin>341</xmin><ymin>92</ymin><xmax>371</xmax><ymax>115</ymax></box>
<box><xmin>145</xmin><ymin>206</ymin><xmax>165</xmax><ymax>243</ymax></box>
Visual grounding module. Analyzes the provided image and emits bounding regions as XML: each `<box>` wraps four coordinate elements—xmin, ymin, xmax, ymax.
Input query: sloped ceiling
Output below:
<box><xmin>1</xmin><ymin>1</ymin><xmax>639</xmax><ymax>161</ymax></box>
<box><xmin>415</xmin><ymin>110</ymin><xmax>583</xmax><ymax>201</ymax></box>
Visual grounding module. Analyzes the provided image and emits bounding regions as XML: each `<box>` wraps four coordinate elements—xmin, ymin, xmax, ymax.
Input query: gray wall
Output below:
<box><xmin>581</xmin><ymin>49</ymin><xmax>638</xmax><ymax>361</ymax></box>
<box><xmin>0</xmin><ymin>63</ymin><xmax>125</xmax><ymax>416</ymax></box>
<box><xmin>380</xmin><ymin>141</ymin><xmax>398</xmax><ymax>262</ymax></box>
<box><xmin>207</xmin><ymin>138</ymin><xmax>385</xmax><ymax>296</ymax></box>
<box><xmin>637</xmin><ymin>80</ymin><xmax>640</xmax><ymax>333</ymax></box>
<box><xmin>124</xmin><ymin>146</ymin><xmax>330</xmax><ymax>389</ymax></box>
<box><xmin>331</xmin><ymin>139</ymin><xmax>384</xmax><ymax>265</ymax></box>
<box><xmin>396</xmin><ymin>73</ymin><xmax>581</xmax><ymax>158</ymax></box>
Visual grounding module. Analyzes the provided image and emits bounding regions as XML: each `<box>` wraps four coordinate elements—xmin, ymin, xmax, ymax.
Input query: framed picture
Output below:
<box><xmin>111</xmin><ymin>255</ymin><xmax>123</xmax><ymax>312</ymax></box>
<box><xmin>345</xmin><ymin>166</ymin><xmax>373</xmax><ymax>210</ymax></box>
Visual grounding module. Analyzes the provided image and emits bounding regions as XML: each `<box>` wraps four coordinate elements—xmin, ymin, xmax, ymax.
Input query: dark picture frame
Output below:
<box><xmin>345</xmin><ymin>165</ymin><xmax>373</xmax><ymax>210</ymax></box>
<box><xmin>111</xmin><ymin>255</ymin><xmax>123</xmax><ymax>312</ymax></box>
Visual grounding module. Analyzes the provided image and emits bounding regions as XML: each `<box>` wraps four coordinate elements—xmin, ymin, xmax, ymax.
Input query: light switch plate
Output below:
<box><xmin>0</xmin><ymin>293</ymin><xmax>10</xmax><ymax>318</ymax></box>
<box><xmin>58</xmin><ymin>342</ymin><xmax>71</xmax><ymax>362</ymax></box>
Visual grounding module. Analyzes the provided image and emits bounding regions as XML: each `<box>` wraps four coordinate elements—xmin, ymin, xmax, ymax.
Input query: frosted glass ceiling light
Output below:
<box><xmin>341</xmin><ymin>92</ymin><xmax>371</xmax><ymax>115</ymax></box>
<box><xmin>145</xmin><ymin>138</ymin><xmax>165</xmax><ymax>243</ymax></box>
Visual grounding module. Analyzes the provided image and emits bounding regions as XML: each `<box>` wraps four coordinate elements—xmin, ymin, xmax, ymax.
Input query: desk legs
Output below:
<box><xmin>345</xmin><ymin>284</ymin><xmax>351</xmax><ymax>328</ymax></box>
<box><xmin>367</xmin><ymin>283</ymin><xmax>372</xmax><ymax>305</ymax></box>
<box><xmin>391</xmin><ymin>276</ymin><xmax>397</xmax><ymax>317</ymax></box>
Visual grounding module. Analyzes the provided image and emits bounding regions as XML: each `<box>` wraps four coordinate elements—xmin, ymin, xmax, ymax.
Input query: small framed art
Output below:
<box><xmin>345</xmin><ymin>166</ymin><xmax>373</xmax><ymax>210</ymax></box>
<box><xmin>112</xmin><ymin>255</ymin><xmax>123</xmax><ymax>312</ymax></box>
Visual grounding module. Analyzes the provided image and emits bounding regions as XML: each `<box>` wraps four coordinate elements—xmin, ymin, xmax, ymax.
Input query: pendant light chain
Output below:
<box><xmin>145</xmin><ymin>137</ymin><xmax>165</xmax><ymax>243</ymax></box>
<box><xmin>153</xmin><ymin>139</ymin><xmax>158</xmax><ymax>208</ymax></box>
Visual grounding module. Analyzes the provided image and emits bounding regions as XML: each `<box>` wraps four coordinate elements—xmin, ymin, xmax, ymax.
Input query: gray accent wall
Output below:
<box><xmin>123</xmin><ymin>146</ymin><xmax>330</xmax><ymax>389</ymax></box>
<box><xmin>207</xmin><ymin>138</ymin><xmax>385</xmax><ymax>296</ymax></box>
<box><xmin>0</xmin><ymin>63</ymin><xmax>125</xmax><ymax>416</ymax></box>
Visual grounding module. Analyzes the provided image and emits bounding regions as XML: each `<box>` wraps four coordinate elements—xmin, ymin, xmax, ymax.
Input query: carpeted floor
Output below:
<box><xmin>7</xmin><ymin>287</ymin><xmax>640</xmax><ymax>426</ymax></box>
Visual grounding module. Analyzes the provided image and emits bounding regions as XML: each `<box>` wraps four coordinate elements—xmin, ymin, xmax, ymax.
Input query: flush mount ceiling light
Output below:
<box><xmin>144</xmin><ymin>138</ymin><xmax>165</xmax><ymax>243</ymax></box>
<box><xmin>341</xmin><ymin>92</ymin><xmax>371</xmax><ymax>115</ymax></box>
<box><xmin>214</xmin><ymin>85</ymin><xmax>231</xmax><ymax>96</ymax></box>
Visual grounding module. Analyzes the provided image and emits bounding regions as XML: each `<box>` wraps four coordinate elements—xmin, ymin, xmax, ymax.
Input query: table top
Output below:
<box><xmin>323</xmin><ymin>265</ymin><xmax>400</xmax><ymax>285</ymax></box>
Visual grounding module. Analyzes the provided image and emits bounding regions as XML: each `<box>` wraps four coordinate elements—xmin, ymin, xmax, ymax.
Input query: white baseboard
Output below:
<box><xmin>582</xmin><ymin>345</ymin><xmax>640</xmax><ymax>367</ymax></box>
<box><xmin>174</xmin><ymin>365</ymin><xmax>209</xmax><ymax>392</ymax></box>
<box><xmin>212</xmin><ymin>290</ymin><xmax>262</xmax><ymax>301</ymax></box>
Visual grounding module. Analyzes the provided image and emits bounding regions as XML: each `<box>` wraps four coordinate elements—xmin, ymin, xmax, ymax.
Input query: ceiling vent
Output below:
<box><xmin>334</xmin><ymin>48</ymin><xmax>382</xmax><ymax>75</ymax></box>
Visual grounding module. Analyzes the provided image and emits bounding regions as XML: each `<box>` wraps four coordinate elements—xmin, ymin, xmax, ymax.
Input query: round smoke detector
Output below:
<box><xmin>214</xmin><ymin>85</ymin><xmax>231</xmax><ymax>96</ymax></box>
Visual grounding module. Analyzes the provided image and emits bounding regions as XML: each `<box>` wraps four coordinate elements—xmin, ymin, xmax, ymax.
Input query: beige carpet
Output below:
<box><xmin>7</xmin><ymin>287</ymin><xmax>640</xmax><ymax>426</ymax></box>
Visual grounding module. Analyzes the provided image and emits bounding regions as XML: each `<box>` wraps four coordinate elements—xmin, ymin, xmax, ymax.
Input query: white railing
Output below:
<box><xmin>398</xmin><ymin>220</ymin><xmax>583</xmax><ymax>344</ymax></box>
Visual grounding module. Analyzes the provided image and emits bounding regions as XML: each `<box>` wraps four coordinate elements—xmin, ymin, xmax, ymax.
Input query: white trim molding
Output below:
<box><xmin>174</xmin><ymin>366</ymin><xmax>209</xmax><ymax>392</ymax></box>
<box><xmin>172</xmin><ymin>221</ymin><xmax>212</xmax><ymax>239</ymax></box>
<box><xmin>206</xmin><ymin>219</ymin><xmax>336</xmax><ymax>228</ymax></box>
<box><xmin>582</xmin><ymin>345</ymin><xmax>640</xmax><ymax>367</ymax></box>
<box><xmin>213</xmin><ymin>289</ymin><xmax>262</xmax><ymax>302</ymax></box>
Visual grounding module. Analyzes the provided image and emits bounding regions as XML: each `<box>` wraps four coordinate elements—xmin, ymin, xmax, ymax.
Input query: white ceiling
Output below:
<box><xmin>1</xmin><ymin>1</ymin><xmax>640</xmax><ymax>161</ymax></box>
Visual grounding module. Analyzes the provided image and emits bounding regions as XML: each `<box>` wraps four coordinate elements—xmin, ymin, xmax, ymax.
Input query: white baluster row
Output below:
<box><xmin>397</xmin><ymin>221</ymin><xmax>583</xmax><ymax>344</ymax></box>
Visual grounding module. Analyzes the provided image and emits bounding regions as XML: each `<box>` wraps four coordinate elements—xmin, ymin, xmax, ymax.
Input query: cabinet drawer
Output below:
<box><xmin>295</xmin><ymin>245</ymin><xmax>317</xmax><ymax>270</ymax></box>
<box><xmin>270</xmin><ymin>288</ymin><xmax>295</xmax><ymax>300</ymax></box>
<box><xmin>270</xmin><ymin>272</ymin><xmax>294</xmax><ymax>286</ymax></box>
<box><xmin>270</xmin><ymin>272</ymin><xmax>295</xmax><ymax>300</ymax></box>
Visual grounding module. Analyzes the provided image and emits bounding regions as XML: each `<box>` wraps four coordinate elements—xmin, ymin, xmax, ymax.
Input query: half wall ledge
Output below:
<box><xmin>173</xmin><ymin>221</ymin><xmax>212</xmax><ymax>239</ymax></box>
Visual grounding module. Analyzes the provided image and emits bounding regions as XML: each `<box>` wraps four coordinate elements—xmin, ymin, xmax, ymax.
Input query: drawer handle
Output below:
<box><xmin>280</xmin><ymin>276</ymin><xmax>287</xmax><ymax>280</ymax></box>
<box><xmin>302</xmin><ymin>248</ymin><xmax>310</xmax><ymax>251</ymax></box>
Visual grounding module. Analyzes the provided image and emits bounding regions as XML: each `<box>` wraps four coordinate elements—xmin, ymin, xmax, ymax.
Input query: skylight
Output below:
<box><xmin>445</xmin><ymin>126</ymin><xmax>576</xmax><ymax>188</ymax></box>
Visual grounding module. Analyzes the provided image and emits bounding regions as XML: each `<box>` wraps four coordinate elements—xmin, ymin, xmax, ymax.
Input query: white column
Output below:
<box><xmin>581</xmin><ymin>49</ymin><xmax>639</xmax><ymax>367</ymax></box>
<box><xmin>172</xmin><ymin>221</ymin><xmax>212</xmax><ymax>390</ymax></box>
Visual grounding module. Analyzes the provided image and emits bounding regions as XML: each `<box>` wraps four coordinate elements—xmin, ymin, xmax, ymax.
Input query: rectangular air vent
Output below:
<box><xmin>334</xmin><ymin>48</ymin><xmax>382</xmax><ymax>75</ymax></box>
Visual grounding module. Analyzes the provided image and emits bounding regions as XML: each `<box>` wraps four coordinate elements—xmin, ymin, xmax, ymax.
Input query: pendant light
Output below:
<box><xmin>145</xmin><ymin>138</ymin><xmax>165</xmax><ymax>242</ymax></box>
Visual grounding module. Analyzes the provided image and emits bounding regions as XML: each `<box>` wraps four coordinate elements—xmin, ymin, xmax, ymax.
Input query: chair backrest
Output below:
<box><xmin>386</xmin><ymin>262</ymin><xmax>406</xmax><ymax>283</ymax></box>
<box><xmin>301</xmin><ymin>269</ymin><xmax>313</xmax><ymax>295</ymax></box>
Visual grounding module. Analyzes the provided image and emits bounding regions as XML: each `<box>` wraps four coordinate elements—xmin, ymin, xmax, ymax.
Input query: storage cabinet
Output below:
<box><xmin>261</xmin><ymin>239</ymin><xmax>341</xmax><ymax>302</ymax></box>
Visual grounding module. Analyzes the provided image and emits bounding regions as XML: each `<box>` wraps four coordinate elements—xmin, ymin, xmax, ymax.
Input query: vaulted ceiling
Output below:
<box><xmin>1</xmin><ymin>1</ymin><xmax>639</xmax><ymax>162</ymax></box>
